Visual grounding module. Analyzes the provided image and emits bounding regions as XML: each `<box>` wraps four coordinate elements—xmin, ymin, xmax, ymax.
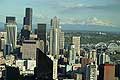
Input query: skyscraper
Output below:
<box><xmin>35</xmin><ymin>48</ymin><xmax>53</xmax><ymax>79</ymax></box>
<box><xmin>21</xmin><ymin>40</ymin><xmax>37</xmax><ymax>60</ymax></box>
<box><xmin>50</xmin><ymin>16</ymin><xmax>60</xmax><ymax>58</ymax></box>
<box><xmin>21</xmin><ymin>8</ymin><xmax>32</xmax><ymax>40</ymax></box>
<box><xmin>72</xmin><ymin>36</ymin><xmax>81</xmax><ymax>56</ymax></box>
<box><xmin>23</xmin><ymin>8</ymin><xmax>32</xmax><ymax>32</ymax></box>
<box><xmin>68</xmin><ymin>44</ymin><xmax>76</xmax><ymax>65</ymax></box>
<box><xmin>5</xmin><ymin>16</ymin><xmax>17</xmax><ymax>50</ymax></box>
<box><xmin>37</xmin><ymin>24</ymin><xmax>46</xmax><ymax>53</ymax></box>
<box><xmin>6</xmin><ymin>17</ymin><xmax>16</xmax><ymax>23</ymax></box>
<box><xmin>59</xmin><ymin>28</ymin><xmax>64</xmax><ymax>54</ymax></box>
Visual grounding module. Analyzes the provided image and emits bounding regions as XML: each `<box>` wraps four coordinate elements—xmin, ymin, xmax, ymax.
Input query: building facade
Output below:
<box><xmin>50</xmin><ymin>16</ymin><xmax>60</xmax><ymax>58</ymax></box>
<box><xmin>21</xmin><ymin>40</ymin><xmax>37</xmax><ymax>60</ymax></box>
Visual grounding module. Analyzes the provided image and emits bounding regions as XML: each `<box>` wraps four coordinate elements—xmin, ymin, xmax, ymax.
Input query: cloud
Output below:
<box><xmin>61</xmin><ymin>17</ymin><xmax>115</xmax><ymax>27</ymax></box>
<box><xmin>84</xmin><ymin>17</ymin><xmax>114</xmax><ymax>26</ymax></box>
<box><xmin>61</xmin><ymin>2</ymin><xmax>120</xmax><ymax>13</ymax></box>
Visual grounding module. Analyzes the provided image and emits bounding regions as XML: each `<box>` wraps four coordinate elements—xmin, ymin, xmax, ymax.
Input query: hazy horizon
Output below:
<box><xmin>0</xmin><ymin>0</ymin><xmax>120</xmax><ymax>27</ymax></box>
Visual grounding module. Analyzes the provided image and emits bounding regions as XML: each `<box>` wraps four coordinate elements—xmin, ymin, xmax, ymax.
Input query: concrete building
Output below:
<box><xmin>68</xmin><ymin>44</ymin><xmax>76</xmax><ymax>65</ymax></box>
<box><xmin>16</xmin><ymin>60</ymin><xmax>25</xmax><ymax>71</ymax></box>
<box><xmin>5</xmin><ymin>54</ymin><xmax>15</xmax><ymax>66</ymax></box>
<box><xmin>30</xmin><ymin>34</ymin><xmax>37</xmax><ymax>40</ymax></box>
<box><xmin>72</xmin><ymin>36</ymin><xmax>80</xmax><ymax>56</ymax></box>
<box><xmin>53</xmin><ymin>59</ymin><xmax>58</xmax><ymax>80</ymax></box>
<box><xmin>27</xmin><ymin>60</ymin><xmax>36</xmax><ymax>70</ymax></box>
<box><xmin>86</xmin><ymin>63</ymin><xmax>97</xmax><ymax>80</ymax></box>
<box><xmin>99</xmin><ymin>64</ymin><xmax>115</xmax><ymax>80</ymax></box>
<box><xmin>50</xmin><ymin>16</ymin><xmax>60</xmax><ymax>58</ymax></box>
<box><xmin>5</xmin><ymin>20</ymin><xmax>17</xmax><ymax>50</ymax></box>
<box><xmin>59</xmin><ymin>29</ymin><xmax>64</xmax><ymax>54</ymax></box>
<box><xmin>16</xmin><ymin>60</ymin><xmax>36</xmax><ymax>75</ymax></box>
<box><xmin>21</xmin><ymin>40</ymin><xmax>37</xmax><ymax>60</ymax></box>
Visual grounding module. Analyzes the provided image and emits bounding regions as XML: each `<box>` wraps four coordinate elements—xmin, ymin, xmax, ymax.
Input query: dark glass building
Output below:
<box><xmin>23</xmin><ymin>8</ymin><xmax>32</xmax><ymax>31</ymax></box>
<box><xmin>35</xmin><ymin>48</ymin><xmax>53</xmax><ymax>79</ymax></box>
<box><xmin>37</xmin><ymin>24</ymin><xmax>46</xmax><ymax>53</ymax></box>
<box><xmin>21</xmin><ymin>8</ymin><xmax>32</xmax><ymax>40</ymax></box>
<box><xmin>6</xmin><ymin>16</ymin><xmax>16</xmax><ymax>23</ymax></box>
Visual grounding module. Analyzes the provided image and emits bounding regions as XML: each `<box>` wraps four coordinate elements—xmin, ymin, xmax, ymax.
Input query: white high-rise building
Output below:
<box><xmin>21</xmin><ymin>40</ymin><xmax>37</xmax><ymax>60</ymax></box>
<box><xmin>5</xmin><ymin>23</ymin><xmax>17</xmax><ymax>50</ymax></box>
<box><xmin>59</xmin><ymin>28</ymin><xmax>64</xmax><ymax>55</ymax></box>
<box><xmin>50</xmin><ymin>16</ymin><xmax>60</xmax><ymax>58</ymax></box>
<box><xmin>69</xmin><ymin>44</ymin><xmax>76</xmax><ymax>65</ymax></box>
<box><xmin>72</xmin><ymin>36</ymin><xmax>80</xmax><ymax>56</ymax></box>
<box><xmin>53</xmin><ymin>59</ymin><xmax>58</xmax><ymax>80</ymax></box>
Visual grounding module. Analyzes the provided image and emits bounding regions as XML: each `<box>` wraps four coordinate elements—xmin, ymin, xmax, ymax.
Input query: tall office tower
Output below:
<box><xmin>68</xmin><ymin>44</ymin><xmax>76</xmax><ymax>65</ymax></box>
<box><xmin>51</xmin><ymin>16</ymin><xmax>60</xmax><ymax>28</ymax></box>
<box><xmin>5</xmin><ymin>17</ymin><xmax>17</xmax><ymax>50</ymax></box>
<box><xmin>23</xmin><ymin>8</ymin><xmax>32</xmax><ymax>31</ymax></box>
<box><xmin>21</xmin><ymin>8</ymin><xmax>32</xmax><ymax>40</ymax></box>
<box><xmin>50</xmin><ymin>16</ymin><xmax>60</xmax><ymax>58</ymax></box>
<box><xmin>72</xmin><ymin>36</ymin><xmax>80</xmax><ymax>56</ymax></box>
<box><xmin>99</xmin><ymin>64</ymin><xmax>115</xmax><ymax>80</ymax></box>
<box><xmin>21</xmin><ymin>40</ymin><xmax>37</xmax><ymax>60</ymax></box>
<box><xmin>53</xmin><ymin>59</ymin><xmax>58</xmax><ymax>80</ymax></box>
<box><xmin>37</xmin><ymin>24</ymin><xmax>46</xmax><ymax>53</ymax></box>
<box><xmin>59</xmin><ymin>29</ymin><xmax>64</xmax><ymax>54</ymax></box>
<box><xmin>36</xmin><ymin>48</ymin><xmax>53</xmax><ymax>80</ymax></box>
<box><xmin>86</xmin><ymin>63</ymin><xmax>97</xmax><ymax>80</ymax></box>
<box><xmin>6</xmin><ymin>16</ymin><xmax>16</xmax><ymax>23</ymax></box>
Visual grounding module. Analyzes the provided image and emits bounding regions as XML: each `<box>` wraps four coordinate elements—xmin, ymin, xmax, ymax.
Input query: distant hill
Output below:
<box><xmin>60</xmin><ymin>24</ymin><xmax>120</xmax><ymax>32</ymax></box>
<box><xmin>0</xmin><ymin>22</ymin><xmax>120</xmax><ymax>32</ymax></box>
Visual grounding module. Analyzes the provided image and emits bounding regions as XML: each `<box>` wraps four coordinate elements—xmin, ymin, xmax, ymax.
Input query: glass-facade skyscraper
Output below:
<box><xmin>23</xmin><ymin>8</ymin><xmax>32</xmax><ymax>32</ymax></box>
<box><xmin>5</xmin><ymin>16</ymin><xmax>17</xmax><ymax>50</ymax></box>
<box><xmin>37</xmin><ymin>24</ymin><xmax>46</xmax><ymax>53</ymax></box>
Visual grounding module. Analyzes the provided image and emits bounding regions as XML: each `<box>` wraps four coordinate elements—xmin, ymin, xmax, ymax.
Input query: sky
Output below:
<box><xmin>0</xmin><ymin>0</ymin><xmax>120</xmax><ymax>27</ymax></box>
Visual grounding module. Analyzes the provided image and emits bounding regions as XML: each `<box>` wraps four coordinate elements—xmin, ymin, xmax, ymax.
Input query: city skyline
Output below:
<box><xmin>0</xmin><ymin>2</ymin><xmax>120</xmax><ymax>79</ymax></box>
<box><xmin>0</xmin><ymin>0</ymin><xmax>119</xmax><ymax>27</ymax></box>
